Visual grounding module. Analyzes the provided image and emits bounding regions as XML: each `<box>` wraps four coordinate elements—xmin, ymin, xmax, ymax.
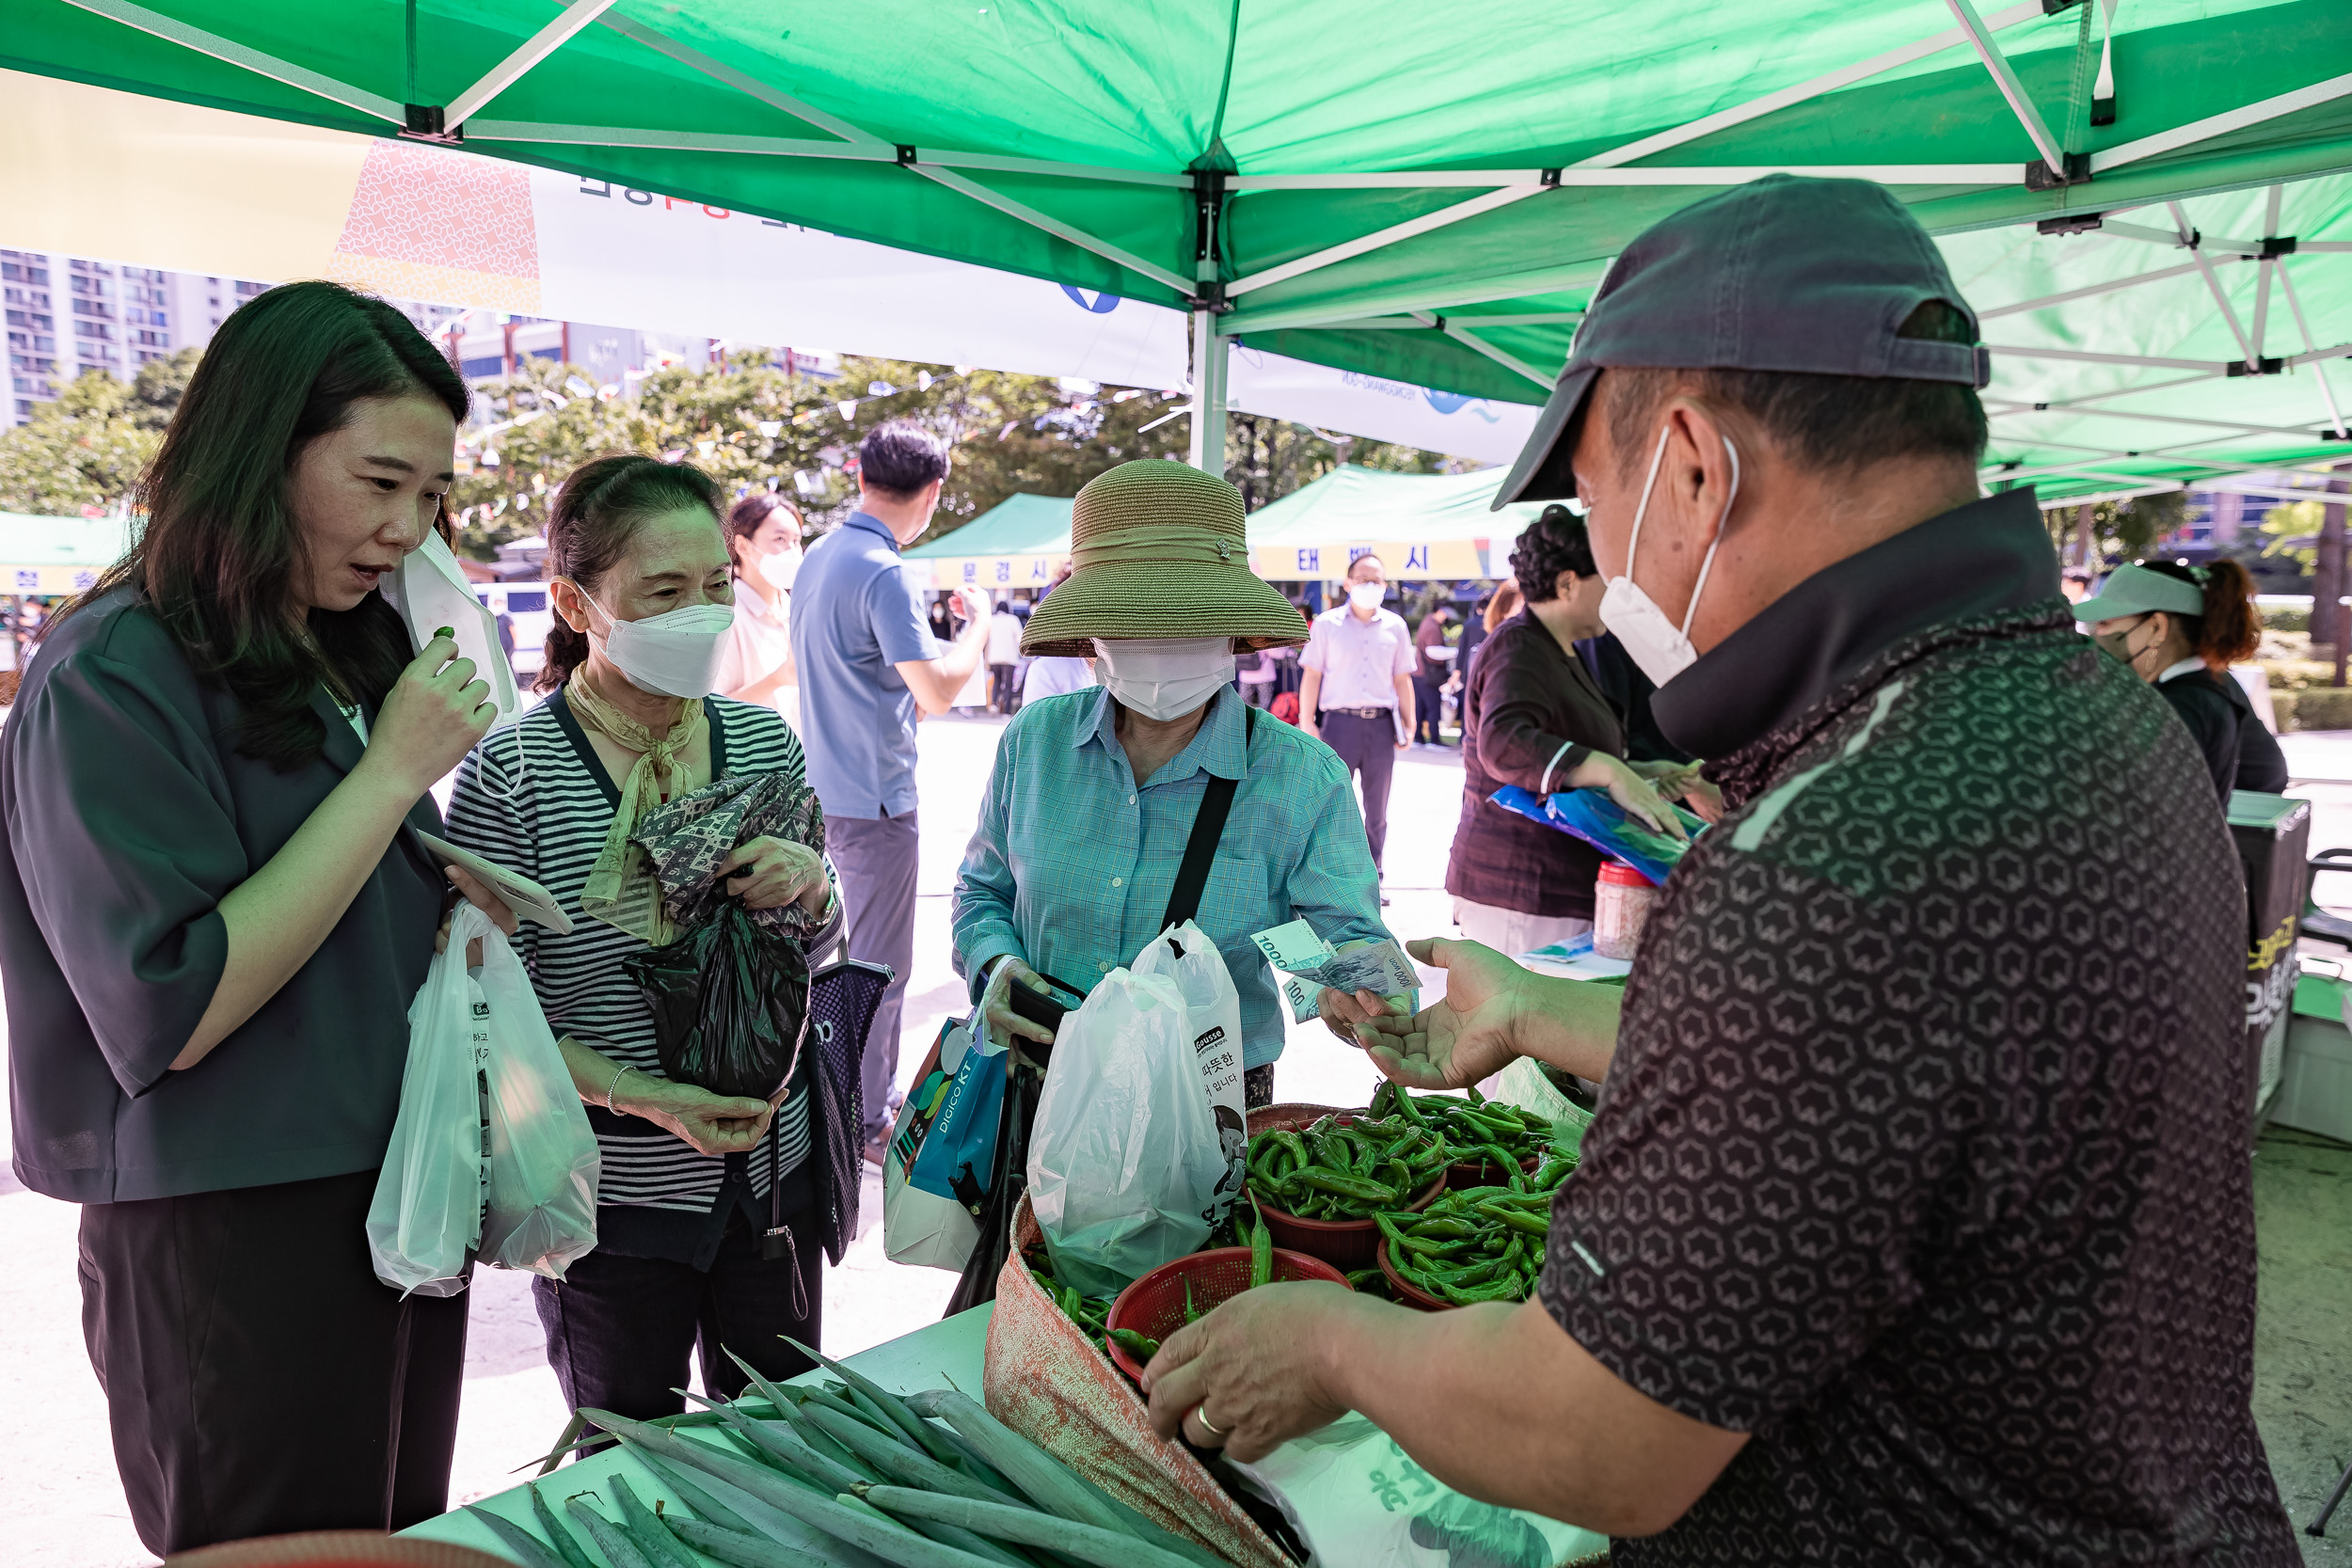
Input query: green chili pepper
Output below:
<box><xmin>1295</xmin><ymin>1168</ymin><xmax>1399</xmax><ymax>1204</ymax></box>
<box><xmin>1184</xmin><ymin>1277</ymin><xmax>1200</xmax><ymax>1324</ymax></box>
<box><xmin>1107</xmin><ymin>1328</ymin><xmax>1160</xmax><ymax>1360</ymax></box>
<box><xmin>1249</xmin><ymin>1191</ymin><xmax>1273</xmax><ymax>1289</ymax></box>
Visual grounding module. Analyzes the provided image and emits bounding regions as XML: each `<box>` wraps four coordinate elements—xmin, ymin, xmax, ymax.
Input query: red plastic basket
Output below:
<box><xmin>1246</xmin><ymin>1107</ymin><xmax>1445</xmax><ymax>1270</ymax></box>
<box><xmin>1375</xmin><ymin>1238</ymin><xmax>1454</xmax><ymax>1311</ymax></box>
<box><xmin>1104</xmin><ymin>1245</ymin><xmax>1351</xmax><ymax>1379</ymax></box>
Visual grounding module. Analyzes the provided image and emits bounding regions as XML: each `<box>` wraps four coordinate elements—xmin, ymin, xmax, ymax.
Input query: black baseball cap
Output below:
<box><xmin>1492</xmin><ymin>175</ymin><xmax>1991</xmax><ymax>508</ymax></box>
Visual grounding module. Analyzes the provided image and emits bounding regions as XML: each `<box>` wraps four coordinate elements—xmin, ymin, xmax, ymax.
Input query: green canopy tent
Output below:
<box><xmin>1244</xmin><ymin>465</ymin><xmax>1548</xmax><ymax>579</ymax></box>
<box><xmin>0</xmin><ymin>511</ymin><xmax>133</xmax><ymax>594</ymax></box>
<box><xmin>899</xmin><ymin>491</ymin><xmax>1073</xmax><ymax>591</ymax></box>
<box><xmin>8</xmin><ymin>0</ymin><xmax>2347</xmax><ymax>492</ymax></box>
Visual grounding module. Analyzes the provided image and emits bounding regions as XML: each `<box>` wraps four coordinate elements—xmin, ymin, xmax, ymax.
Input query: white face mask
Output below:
<box><xmin>1091</xmin><ymin>636</ymin><xmax>1235</xmax><ymax>721</ymax></box>
<box><xmin>1596</xmin><ymin>425</ymin><xmax>1741</xmax><ymax>688</ymax></box>
<box><xmin>1347</xmin><ymin>580</ymin><xmax>1387</xmax><ymax>612</ymax></box>
<box><xmin>755</xmin><ymin>546</ymin><xmax>800</xmax><ymax>595</ymax></box>
<box><xmin>581</xmin><ymin>594</ymin><xmax>736</xmax><ymax>699</ymax></box>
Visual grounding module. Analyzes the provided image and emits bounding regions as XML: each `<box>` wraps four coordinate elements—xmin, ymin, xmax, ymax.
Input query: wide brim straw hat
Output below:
<box><xmin>1021</xmin><ymin>459</ymin><xmax>1311</xmax><ymax>657</ymax></box>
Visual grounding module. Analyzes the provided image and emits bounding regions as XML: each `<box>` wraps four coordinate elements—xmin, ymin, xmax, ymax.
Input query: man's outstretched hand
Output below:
<box><xmin>1355</xmin><ymin>938</ymin><xmax>1534</xmax><ymax>1090</ymax></box>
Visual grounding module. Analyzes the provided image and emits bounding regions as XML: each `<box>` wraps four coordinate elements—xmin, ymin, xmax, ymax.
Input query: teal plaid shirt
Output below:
<box><xmin>952</xmin><ymin>684</ymin><xmax>1391</xmax><ymax>1068</ymax></box>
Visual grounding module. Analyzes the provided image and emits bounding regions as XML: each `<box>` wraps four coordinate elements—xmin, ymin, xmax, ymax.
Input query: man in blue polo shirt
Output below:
<box><xmin>791</xmin><ymin>421</ymin><xmax>992</xmax><ymax>1158</ymax></box>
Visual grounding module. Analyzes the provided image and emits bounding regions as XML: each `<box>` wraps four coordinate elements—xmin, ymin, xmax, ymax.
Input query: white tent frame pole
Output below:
<box><xmin>1943</xmin><ymin>0</ymin><xmax>2068</xmax><ymax>170</ymax></box>
<box><xmin>2090</xmin><ymin>69</ymin><xmax>2352</xmax><ymax>175</ymax></box>
<box><xmin>1229</xmin><ymin>163</ymin><xmax>2018</xmax><ymax>192</ymax></box>
<box><xmin>443</xmin><ymin>0</ymin><xmax>617</xmax><ymax>129</ymax></box>
<box><xmin>1976</xmin><ymin>259</ymin><xmax>2211</xmax><ymax>319</ymax></box>
<box><xmin>1409</xmin><ymin>313</ymin><xmax>1553</xmax><ymax>388</ymax></box>
<box><xmin>1188</xmin><ymin>313</ymin><xmax>1228</xmax><ymax>473</ymax></box>
<box><xmin>596</xmin><ymin>13</ymin><xmax>885</xmax><ymax>145</ymax></box>
<box><xmin>1227</xmin><ymin>0</ymin><xmax>2041</xmax><ymax>192</ymax></box>
<box><xmin>2250</xmin><ymin>185</ymin><xmax>2283</xmax><ymax>360</ymax></box>
<box><xmin>1225</xmin><ymin>187</ymin><xmax>1547</xmax><ymax>296</ymax></box>
<box><xmin>1576</xmin><ymin>0</ymin><xmax>2043</xmax><ymax>170</ymax></box>
<box><xmin>2275</xmin><ymin>262</ymin><xmax>2350</xmax><ymax>438</ymax></box>
<box><xmin>1987</xmin><ymin>344</ymin><xmax>2219</xmax><ymax>372</ymax></box>
<box><xmin>57</xmin><ymin>0</ymin><xmax>400</xmax><ymax>121</ymax></box>
<box><xmin>1984</xmin><ymin>400</ymin><xmax>2318</xmax><ymax>440</ymax></box>
<box><xmin>2169</xmin><ymin>202</ymin><xmax>2261</xmax><ymax>370</ymax></box>
<box><xmin>466</xmin><ymin>123</ymin><xmax>893</xmax><ymax>159</ymax></box>
<box><xmin>907</xmin><ymin>163</ymin><xmax>1196</xmax><ymax>294</ymax></box>
<box><xmin>2044</xmin><ymin>482</ymin><xmax>2188</xmax><ymax>507</ymax></box>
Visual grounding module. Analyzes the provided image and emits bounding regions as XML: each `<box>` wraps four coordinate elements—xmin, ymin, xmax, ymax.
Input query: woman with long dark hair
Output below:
<box><xmin>2075</xmin><ymin>557</ymin><xmax>2289</xmax><ymax>798</ymax></box>
<box><xmin>0</xmin><ymin>281</ymin><xmax>511</xmax><ymax>1552</ymax></box>
<box><xmin>444</xmin><ymin>454</ymin><xmax>848</xmax><ymax>1428</ymax></box>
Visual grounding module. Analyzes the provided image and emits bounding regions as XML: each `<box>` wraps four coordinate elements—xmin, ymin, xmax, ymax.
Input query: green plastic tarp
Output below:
<box><xmin>6</xmin><ymin>0</ymin><xmax>2347</xmax><ymax>489</ymax></box>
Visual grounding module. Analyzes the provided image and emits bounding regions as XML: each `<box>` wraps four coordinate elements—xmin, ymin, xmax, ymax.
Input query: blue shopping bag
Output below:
<box><xmin>1487</xmin><ymin>785</ymin><xmax>1706</xmax><ymax>887</ymax></box>
<box><xmin>907</xmin><ymin>1027</ymin><xmax>1009</xmax><ymax>1211</ymax></box>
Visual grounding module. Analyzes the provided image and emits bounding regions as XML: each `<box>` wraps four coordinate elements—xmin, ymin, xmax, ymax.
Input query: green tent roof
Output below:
<box><xmin>903</xmin><ymin>492</ymin><xmax>1073</xmax><ymax>560</ymax></box>
<box><xmin>0</xmin><ymin>511</ymin><xmax>133</xmax><ymax>568</ymax></box>
<box><xmin>10</xmin><ymin>0</ymin><xmax>2346</xmax><ymax>494</ymax></box>
<box><xmin>1246</xmin><ymin>466</ymin><xmax>1545</xmax><ymax>546</ymax></box>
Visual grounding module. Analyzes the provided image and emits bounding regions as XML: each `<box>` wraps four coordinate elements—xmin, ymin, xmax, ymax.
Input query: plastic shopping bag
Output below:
<box><xmin>368</xmin><ymin>910</ymin><xmax>491</xmax><ymax>1297</ymax></box>
<box><xmin>1487</xmin><ymin>784</ymin><xmax>1705</xmax><ymax>886</ymax></box>
<box><xmin>468</xmin><ymin>906</ymin><xmax>599</xmax><ymax>1277</ymax></box>
<box><xmin>1027</xmin><ymin>966</ymin><xmax>1226</xmax><ymax>1298</ymax></box>
<box><xmin>882</xmin><ymin>1018</ymin><xmax>985</xmax><ymax>1271</ymax></box>
<box><xmin>1132</xmin><ymin>919</ymin><xmax>1248</xmax><ymax>1226</ymax></box>
<box><xmin>623</xmin><ymin>900</ymin><xmax>811</xmax><ymax>1101</ymax></box>
<box><xmin>1230</xmin><ymin>1414</ymin><xmax>1609</xmax><ymax>1568</ymax></box>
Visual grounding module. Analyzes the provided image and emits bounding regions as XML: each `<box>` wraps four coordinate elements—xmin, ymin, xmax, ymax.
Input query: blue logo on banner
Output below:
<box><xmin>1060</xmin><ymin>286</ymin><xmax>1121</xmax><ymax>314</ymax></box>
<box><xmin>1423</xmin><ymin>388</ymin><xmax>1503</xmax><ymax>423</ymax></box>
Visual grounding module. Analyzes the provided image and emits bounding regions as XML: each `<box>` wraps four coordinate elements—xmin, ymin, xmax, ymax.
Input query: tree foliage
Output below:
<box><xmin>0</xmin><ymin>349</ymin><xmax>199</xmax><ymax>515</ymax></box>
<box><xmin>2</xmin><ymin>343</ymin><xmax>1460</xmax><ymax>559</ymax></box>
<box><xmin>2041</xmin><ymin>489</ymin><xmax>2191</xmax><ymax>568</ymax></box>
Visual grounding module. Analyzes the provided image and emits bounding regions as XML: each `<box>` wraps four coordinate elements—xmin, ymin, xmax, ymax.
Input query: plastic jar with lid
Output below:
<box><xmin>1592</xmin><ymin>860</ymin><xmax>1658</xmax><ymax>960</ymax></box>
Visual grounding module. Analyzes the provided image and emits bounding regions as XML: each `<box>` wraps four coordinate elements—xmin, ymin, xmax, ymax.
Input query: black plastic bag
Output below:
<box><xmin>623</xmin><ymin>900</ymin><xmax>812</xmax><ymax>1101</ymax></box>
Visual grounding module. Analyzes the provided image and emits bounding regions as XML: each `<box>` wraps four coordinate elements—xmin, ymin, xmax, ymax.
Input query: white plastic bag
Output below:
<box><xmin>882</xmin><ymin>1016</ymin><xmax>984</xmax><ymax>1272</ymax></box>
<box><xmin>368</xmin><ymin>909</ymin><xmax>490</xmax><ymax>1297</ymax></box>
<box><xmin>1231</xmin><ymin>1414</ymin><xmax>1608</xmax><ymax>1568</ymax></box>
<box><xmin>1133</xmin><ymin>919</ymin><xmax>1248</xmax><ymax>1227</ymax></box>
<box><xmin>469</xmin><ymin>907</ymin><xmax>599</xmax><ymax>1276</ymax></box>
<box><xmin>368</xmin><ymin>905</ymin><xmax>597</xmax><ymax>1295</ymax></box>
<box><xmin>1027</xmin><ymin>966</ymin><xmax>1225</xmax><ymax>1298</ymax></box>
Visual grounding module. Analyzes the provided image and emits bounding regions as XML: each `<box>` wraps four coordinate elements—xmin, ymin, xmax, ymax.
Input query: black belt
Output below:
<box><xmin>1320</xmin><ymin>705</ymin><xmax>1393</xmax><ymax>721</ymax></box>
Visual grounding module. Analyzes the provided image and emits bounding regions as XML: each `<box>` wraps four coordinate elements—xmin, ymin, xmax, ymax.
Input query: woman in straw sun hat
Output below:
<box><xmin>951</xmin><ymin>460</ymin><xmax>1403</xmax><ymax>1108</ymax></box>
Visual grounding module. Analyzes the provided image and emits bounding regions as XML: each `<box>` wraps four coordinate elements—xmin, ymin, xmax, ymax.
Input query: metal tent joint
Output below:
<box><xmin>2037</xmin><ymin>213</ymin><xmax>2102</xmax><ymax>237</ymax></box>
<box><xmin>400</xmin><ymin>103</ymin><xmax>459</xmax><ymax>144</ymax></box>
<box><xmin>2025</xmin><ymin>152</ymin><xmax>2091</xmax><ymax>191</ymax></box>
<box><xmin>895</xmin><ymin>145</ymin><xmax>917</xmax><ymax>166</ymax></box>
<box><xmin>1540</xmin><ymin>168</ymin><xmax>1562</xmax><ymax>187</ymax></box>
<box><xmin>2040</xmin><ymin>0</ymin><xmax>2087</xmax><ymax>12</ymax></box>
<box><xmin>2225</xmin><ymin>357</ymin><xmax>2286</xmax><ymax>378</ymax></box>
<box><xmin>2262</xmin><ymin>236</ymin><xmax>2298</xmax><ymax>260</ymax></box>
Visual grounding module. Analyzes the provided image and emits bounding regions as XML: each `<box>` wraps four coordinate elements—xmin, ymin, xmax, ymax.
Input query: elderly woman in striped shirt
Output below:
<box><xmin>445</xmin><ymin>454</ymin><xmax>842</xmax><ymax>1427</ymax></box>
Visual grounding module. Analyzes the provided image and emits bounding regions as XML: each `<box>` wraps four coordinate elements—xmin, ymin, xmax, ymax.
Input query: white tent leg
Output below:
<box><xmin>1189</xmin><ymin>311</ymin><xmax>1229</xmax><ymax>474</ymax></box>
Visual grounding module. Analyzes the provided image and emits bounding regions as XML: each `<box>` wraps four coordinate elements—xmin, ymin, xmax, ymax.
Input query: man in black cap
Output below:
<box><xmin>1145</xmin><ymin>176</ymin><xmax>2295</xmax><ymax>1563</ymax></box>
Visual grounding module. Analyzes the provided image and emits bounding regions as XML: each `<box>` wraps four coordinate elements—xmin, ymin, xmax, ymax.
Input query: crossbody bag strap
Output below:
<box><xmin>1160</xmin><ymin>706</ymin><xmax>1256</xmax><ymax>931</ymax></box>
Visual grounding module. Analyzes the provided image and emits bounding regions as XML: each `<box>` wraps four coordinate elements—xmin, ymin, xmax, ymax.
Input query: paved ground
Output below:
<box><xmin>3</xmin><ymin>714</ymin><xmax>2348</xmax><ymax>1562</ymax></box>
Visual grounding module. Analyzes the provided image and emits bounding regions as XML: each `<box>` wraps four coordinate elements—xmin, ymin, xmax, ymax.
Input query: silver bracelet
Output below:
<box><xmin>606</xmin><ymin>1060</ymin><xmax>632</xmax><ymax>1113</ymax></box>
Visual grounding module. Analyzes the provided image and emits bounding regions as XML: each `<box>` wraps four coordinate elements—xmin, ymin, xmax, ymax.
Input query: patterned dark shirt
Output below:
<box><xmin>1541</xmin><ymin>494</ymin><xmax>2296</xmax><ymax>1565</ymax></box>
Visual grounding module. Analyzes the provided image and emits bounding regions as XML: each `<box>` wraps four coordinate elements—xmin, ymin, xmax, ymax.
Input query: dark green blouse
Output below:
<box><xmin>1</xmin><ymin>589</ymin><xmax>445</xmax><ymax>1202</ymax></box>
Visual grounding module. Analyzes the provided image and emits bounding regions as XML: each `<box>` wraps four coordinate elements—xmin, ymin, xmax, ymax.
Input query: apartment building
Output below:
<box><xmin>4</xmin><ymin>248</ymin><xmax>273</xmax><ymax>424</ymax></box>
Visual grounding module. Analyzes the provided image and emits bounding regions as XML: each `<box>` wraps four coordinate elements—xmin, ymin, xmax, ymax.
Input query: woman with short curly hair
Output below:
<box><xmin>1444</xmin><ymin>505</ymin><xmax>1696</xmax><ymax>956</ymax></box>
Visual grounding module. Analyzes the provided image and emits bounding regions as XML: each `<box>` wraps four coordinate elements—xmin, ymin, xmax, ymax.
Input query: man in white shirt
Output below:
<box><xmin>1299</xmin><ymin>553</ymin><xmax>1416</xmax><ymax>882</ymax></box>
<box><xmin>986</xmin><ymin>599</ymin><xmax>1026</xmax><ymax>713</ymax></box>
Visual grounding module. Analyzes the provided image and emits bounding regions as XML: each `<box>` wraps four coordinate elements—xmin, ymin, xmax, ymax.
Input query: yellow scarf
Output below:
<box><xmin>568</xmin><ymin>673</ymin><xmax>707</xmax><ymax>943</ymax></box>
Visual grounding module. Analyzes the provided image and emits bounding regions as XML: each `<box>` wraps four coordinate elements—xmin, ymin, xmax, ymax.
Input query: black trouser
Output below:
<box><xmin>989</xmin><ymin>662</ymin><xmax>1021</xmax><ymax>714</ymax></box>
<box><xmin>1411</xmin><ymin>675</ymin><xmax>1444</xmax><ymax>744</ymax></box>
<box><xmin>1243</xmin><ymin>1064</ymin><xmax>1276</xmax><ymax>1109</ymax></box>
<box><xmin>1318</xmin><ymin>708</ymin><xmax>1398</xmax><ymax>871</ymax></box>
<box><xmin>77</xmin><ymin>1167</ymin><xmax>469</xmax><ymax>1555</ymax></box>
<box><xmin>535</xmin><ymin>1202</ymin><xmax>824</xmax><ymax>1430</ymax></box>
